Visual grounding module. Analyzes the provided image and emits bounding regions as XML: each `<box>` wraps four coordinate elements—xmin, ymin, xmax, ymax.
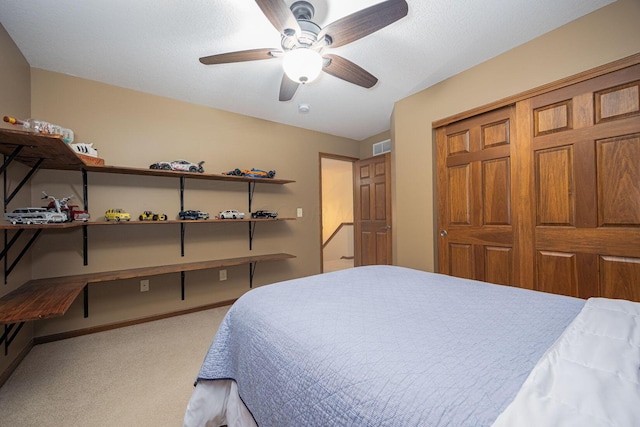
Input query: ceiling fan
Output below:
<box><xmin>199</xmin><ymin>0</ymin><xmax>409</xmax><ymax>101</ymax></box>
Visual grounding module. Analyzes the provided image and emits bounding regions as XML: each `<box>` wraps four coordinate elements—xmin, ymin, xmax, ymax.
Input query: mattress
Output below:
<box><xmin>184</xmin><ymin>265</ymin><xmax>586</xmax><ymax>426</ymax></box>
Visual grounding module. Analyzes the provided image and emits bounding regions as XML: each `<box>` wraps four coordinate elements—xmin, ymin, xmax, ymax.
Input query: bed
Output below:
<box><xmin>183</xmin><ymin>265</ymin><xmax>640</xmax><ymax>426</ymax></box>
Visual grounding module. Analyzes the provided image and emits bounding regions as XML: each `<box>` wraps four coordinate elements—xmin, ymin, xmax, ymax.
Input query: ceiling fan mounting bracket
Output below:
<box><xmin>290</xmin><ymin>1</ymin><xmax>315</xmax><ymax>21</ymax></box>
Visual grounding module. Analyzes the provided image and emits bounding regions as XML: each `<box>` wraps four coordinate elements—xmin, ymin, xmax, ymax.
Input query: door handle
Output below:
<box><xmin>440</xmin><ymin>230</ymin><xmax>447</xmax><ymax>237</ymax></box>
<box><xmin>381</xmin><ymin>225</ymin><xmax>391</xmax><ymax>230</ymax></box>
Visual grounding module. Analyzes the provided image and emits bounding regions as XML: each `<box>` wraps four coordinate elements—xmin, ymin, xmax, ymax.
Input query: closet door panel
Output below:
<box><xmin>535</xmin><ymin>146</ymin><xmax>574</xmax><ymax>226</ymax></box>
<box><xmin>596</xmin><ymin>134</ymin><xmax>640</xmax><ymax>226</ymax></box>
<box><xmin>448</xmin><ymin>164</ymin><xmax>471</xmax><ymax>225</ymax></box>
<box><xmin>483</xmin><ymin>158</ymin><xmax>511</xmax><ymax>225</ymax></box>
<box><xmin>530</xmin><ymin>64</ymin><xmax>640</xmax><ymax>300</ymax></box>
<box><xmin>437</xmin><ymin>106</ymin><xmax>516</xmax><ymax>284</ymax></box>
<box><xmin>485</xmin><ymin>246</ymin><xmax>512</xmax><ymax>286</ymax></box>
<box><xmin>600</xmin><ymin>256</ymin><xmax>640</xmax><ymax>301</ymax></box>
<box><xmin>536</xmin><ymin>251</ymin><xmax>577</xmax><ymax>297</ymax></box>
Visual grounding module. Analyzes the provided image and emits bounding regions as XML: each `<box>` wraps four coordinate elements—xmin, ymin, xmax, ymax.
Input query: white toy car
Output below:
<box><xmin>218</xmin><ymin>209</ymin><xmax>245</xmax><ymax>219</ymax></box>
<box><xmin>149</xmin><ymin>159</ymin><xmax>205</xmax><ymax>173</ymax></box>
<box><xmin>4</xmin><ymin>207</ymin><xmax>67</xmax><ymax>224</ymax></box>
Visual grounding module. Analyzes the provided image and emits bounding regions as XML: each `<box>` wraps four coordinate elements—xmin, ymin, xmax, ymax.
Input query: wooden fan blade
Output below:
<box><xmin>318</xmin><ymin>0</ymin><xmax>408</xmax><ymax>48</ymax></box>
<box><xmin>323</xmin><ymin>54</ymin><xmax>378</xmax><ymax>89</ymax></box>
<box><xmin>279</xmin><ymin>73</ymin><xmax>300</xmax><ymax>101</ymax></box>
<box><xmin>255</xmin><ymin>0</ymin><xmax>301</xmax><ymax>36</ymax></box>
<box><xmin>199</xmin><ymin>48</ymin><xmax>279</xmax><ymax>65</ymax></box>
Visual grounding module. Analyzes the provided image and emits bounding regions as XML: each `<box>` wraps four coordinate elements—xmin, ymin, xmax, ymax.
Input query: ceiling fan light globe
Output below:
<box><xmin>283</xmin><ymin>48</ymin><xmax>322</xmax><ymax>84</ymax></box>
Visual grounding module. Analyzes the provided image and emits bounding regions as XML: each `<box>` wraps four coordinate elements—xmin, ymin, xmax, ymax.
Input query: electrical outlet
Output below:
<box><xmin>219</xmin><ymin>269</ymin><xmax>227</xmax><ymax>281</ymax></box>
<box><xmin>297</xmin><ymin>207</ymin><xmax>303</xmax><ymax>217</ymax></box>
<box><xmin>140</xmin><ymin>279</ymin><xmax>149</xmax><ymax>292</ymax></box>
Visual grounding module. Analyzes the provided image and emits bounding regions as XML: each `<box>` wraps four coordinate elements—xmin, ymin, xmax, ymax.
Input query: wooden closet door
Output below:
<box><xmin>354</xmin><ymin>153</ymin><xmax>392</xmax><ymax>266</ymax></box>
<box><xmin>523</xmin><ymin>65</ymin><xmax>640</xmax><ymax>300</ymax></box>
<box><xmin>436</xmin><ymin>106</ymin><xmax>516</xmax><ymax>285</ymax></box>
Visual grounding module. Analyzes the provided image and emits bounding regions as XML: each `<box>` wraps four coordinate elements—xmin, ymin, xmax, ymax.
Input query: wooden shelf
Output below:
<box><xmin>0</xmin><ymin>253</ymin><xmax>296</xmax><ymax>325</ymax></box>
<box><xmin>0</xmin><ymin>128</ymin><xmax>297</xmax><ymax>350</ymax></box>
<box><xmin>0</xmin><ymin>217</ymin><xmax>296</xmax><ymax>229</ymax></box>
<box><xmin>0</xmin><ymin>128</ymin><xmax>296</xmax><ymax>184</ymax></box>
<box><xmin>0</xmin><ymin>222</ymin><xmax>84</xmax><ymax>230</ymax></box>
<box><xmin>88</xmin><ymin>217</ymin><xmax>296</xmax><ymax>225</ymax></box>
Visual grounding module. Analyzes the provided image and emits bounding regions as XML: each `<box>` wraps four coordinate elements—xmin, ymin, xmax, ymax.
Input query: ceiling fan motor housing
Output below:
<box><xmin>282</xmin><ymin>1</ymin><xmax>321</xmax><ymax>50</ymax></box>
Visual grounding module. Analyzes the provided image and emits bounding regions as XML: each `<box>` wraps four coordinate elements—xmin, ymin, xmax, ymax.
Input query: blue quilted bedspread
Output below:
<box><xmin>197</xmin><ymin>266</ymin><xmax>584</xmax><ymax>426</ymax></box>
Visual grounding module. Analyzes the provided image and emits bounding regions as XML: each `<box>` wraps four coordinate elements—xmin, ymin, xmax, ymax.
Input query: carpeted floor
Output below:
<box><xmin>0</xmin><ymin>306</ymin><xmax>230</xmax><ymax>427</ymax></box>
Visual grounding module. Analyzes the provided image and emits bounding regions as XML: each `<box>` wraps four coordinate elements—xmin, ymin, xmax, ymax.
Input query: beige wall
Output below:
<box><xmin>0</xmin><ymin>23</ymin><xmax>34</xmax><ymax>377</ymax></box>
<box><xmin>22</xmin><ymin>70</ymin><xmax>360</xmax><ymax>336</ymax></box>
<box><xmin>392</xmin><ymin>0</ymin><xmax>640</xmax><ymax>272</ymax></box>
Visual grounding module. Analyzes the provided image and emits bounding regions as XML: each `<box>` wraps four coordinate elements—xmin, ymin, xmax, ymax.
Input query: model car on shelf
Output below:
<box><xmin>251</xmin><ymin>210</ymin><xmax>278</xmax><ymax>219</ymax></box>
<box><xmin>4</xmin><ymin>207</ymin><xmax>66</xmax><ymax>225</ymax></box>
<box><xmin>43</xmin><ymin>192</ymin><xmax>90</xmax><ymax>222</ymax></box>
<box><xmin>179</xmin><ymin>210</ymin><xmax>210</xmax><ymax>220</ymax></box>
<box><xmin>149</xmin><ymin>159</ymin><xmax>205</xmax><ymax>173</ymax></box>
<box><xmin>222</xmin><ymin>168</ymin><xmax>276</xmax><ymax>178</ymax></box>
<box><xmin>139</xmin><ymin>211</ymin><xmax>168</xmax><ymax>221</ymax></box>
<box><xmin>67</xmin><ymin>206</ymin><xmax>90</xmax><ymax>222</ymax></box>
<box><xmin>218</xmin><ymin>209</ymin><xmax>246</xmax><ymax>219</ymax></box>
<box><xmin>3</xmin><ymin>191</ymin><xmax>81</xmax><ymax>224</ymax></box>
<box><xmin>104</xmin><ymin>208</ymin><xmax>131</xmax><ymax>221</ymax></box>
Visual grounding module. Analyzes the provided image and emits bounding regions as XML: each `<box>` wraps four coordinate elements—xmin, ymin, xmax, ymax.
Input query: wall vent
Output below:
<box><xmin>372</xmin><ymin>139</ymin><xmax>391</xmax><ymax>156</ymax></box>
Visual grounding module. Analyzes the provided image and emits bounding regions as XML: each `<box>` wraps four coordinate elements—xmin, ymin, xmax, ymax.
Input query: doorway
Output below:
<box><xmin>320</xmin><ymin>154</ymin><xmax>357</xmax><ymax>273</ymax></box>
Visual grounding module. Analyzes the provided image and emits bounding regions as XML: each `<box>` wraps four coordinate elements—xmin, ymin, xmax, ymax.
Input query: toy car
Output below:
<box><xmin>223</xmin><ymin>168</ymin><xmax>243</xmax><ymax>176</ymax></box>
<box><xmin>4</xmin><ymin>207</ymin><xmax>66</xmax><ymax>224</ymax></box>
<box><xmin>105</xmin><ymin>208</ymin><xmax>131</xmax><ymax>221</ymax></box>
<box><xmin>150</xmin><ymin>160</ymin><xmax>205</xmax><ymax>173</ymax></box>
<box><xmin>219</xmin><ymin>209</ymin><xmax>245</xmax><ymax>219</ymax></box>
<box><xmin>67</xmin><ymin>205</ymin><xmax>90</xmax><ymax>222</ymax></box>
<box><xmin>222</xmin><ymin>168</ymin><xmax>275</xmax><ymax>178</ymax></box>
<box><xmin>139</xmin><ymin>211</ymin><xmax>167</xmax><ymax>221</ymax></box>
<box><xmin>179</xmin><ymin>210</ymin><xmax>210</xmax><ymax>220</ymax></box>
<box><xmin>244</xmin><ymin>168</ymin><xmax>275</xmax><ymax>178</ymax></box>
<box><xmin>149</xmin><ymin>161</ymin><xmax>171</xmax><ymax>170</ymax></box>
<box><xmin>251</xmin><ymin>210</ymin><xmax>278</xmax><ymax>219</ymax></box>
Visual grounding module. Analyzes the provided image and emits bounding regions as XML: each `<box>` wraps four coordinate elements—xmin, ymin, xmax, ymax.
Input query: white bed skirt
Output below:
<box><xmin>183</xmin><ymin>380</ymin><xmax>257</xmax><ymax>427</ymax></box>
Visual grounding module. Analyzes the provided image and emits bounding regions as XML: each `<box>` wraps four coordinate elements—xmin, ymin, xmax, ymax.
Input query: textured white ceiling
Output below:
<box><xmin>0</xmin><ymin>0</ymin><xmax>613</xmax><ymax>140</ymax></box>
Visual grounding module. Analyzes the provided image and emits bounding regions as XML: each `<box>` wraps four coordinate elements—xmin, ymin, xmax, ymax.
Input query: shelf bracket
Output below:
<box><xmin>5</xmin><ymin>229</ymin><xmax>42</xmax><ymax>281</ymax></box>
<box><xmin>180</xmin><ymin>176</ymin><xmax>185</xmax><ymax>211</ymax></box>
<box><xmin>0</xmin><ymin>228</ymin><xmax>25</xmax><ymax>263</ymax></box>
<box><xmin>0</xmin><ymin>145</ymin><xmax>25</xmax><ymax>177</ymax></box>
<box><xmin>180</xmin><ymin>223</ymin><xmax>185</xmax><ymax>257</ymax></box>
<box><xmin>249</xmin><ymin>262</ymin><xmax>257</xmax><ymax>288</ymax></box>
<box><xmin>247</xmin><ymin>181</ymin><xmax>256</xmax><ymax>213</ymax></box>
<box><xmin>181</xmin><ymin>271</ymin><xmax>185</xmax><ymax>300</ymax></box>
<box><xmin>83</xmin><ymin>224</ymin><xmax>88</xmax><ymax>266</ymax></box>
<box><xmin>247</xmin><ymin>182</ymin><xmax>257</xmax><ymax>250</ymax></box>
<box><xmin>84</xmin><ymin>284</ymin><xmax>89</xmax><ymax>318</ymax></box>
<box><xmin>5</xmin><ymin>158</ymin><xmax>44</xmax><ymax>206</ymax></box>
<box><xmin>180</xmin><ymin>177</ymin><xmax>185</xmax><ymax>257</ymax></box>
<box><xmin>2</xmin><ymin>322</ymin><xmax>25</xmax><ymax>356</ymax></box>
<box><xmin>249</xmin><ymin>221</ymin><xmax>257</xmax><ymax>250</ymax></box>
<box><xmin>2</xmin><ymin>229</ymin><xmax>24</xmax><ymax>284</ymax></box>
<box><xmin>82</xmin><ymin>169</ymin><xmax>89</xmax><ymax>266</ymax></box>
